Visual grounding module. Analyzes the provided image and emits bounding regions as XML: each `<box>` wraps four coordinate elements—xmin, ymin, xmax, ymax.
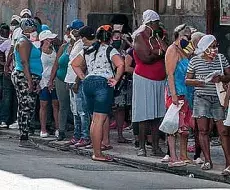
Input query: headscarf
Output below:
<box><xmin>132</xmin><ymin>10</ymin><xmax>160</xmax><ymax>39</ymax></box>
<box><xmin>195</xmin><ymin>35</ymin><xmax>216</xmax><ymax>55</ymax></box>
<box><xmin>20</xmin><ymin>18</ymin><xmax>36</xmax><ymax>31</ymax></box>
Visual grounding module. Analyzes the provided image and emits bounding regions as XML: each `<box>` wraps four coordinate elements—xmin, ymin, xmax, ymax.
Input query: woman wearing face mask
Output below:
<box><xmin>38</xmin><ymin>30</ymin><xmax>59</xmax><ymax>138</ymax></box>
<box><xmin>186</xmin><ymin>35</ymin><xmax>230</xmax><ymax>173</ymax></box>
<box><xmin>48</xmin><ymin>20</ymin><xmax>84</xmax><ymax>141</ymax></box>
<box><xmin>11</xmin><ymin>18</ymin><xmax>42</xmax><ymax>148</ymax></box>
<box><xmin>165</xmin><ymin>24</ymin><xmax>194</xmax><ymax>167</ymax></box>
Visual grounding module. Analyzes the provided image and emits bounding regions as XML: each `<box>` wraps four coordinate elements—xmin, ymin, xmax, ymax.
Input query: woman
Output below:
<box><xmin>132</xmin><ymin>10</ymin><xmax>167</xmax><ymax>157</ymax></box>
<box><xmin>11</xmin><ymin>18</ymin><xmax>43</xmax><ymax>148</ymax></box>
<box><xmin>186</xmin><ymin>35</ymin><xmax>230</xmax><ymax>174</ymax></box>
<box><xmin>71</xmin><ymin>25</ymin><xmax>124</xmax><ymax>162</ymax></box>
<box><xmin>39</xmin><ymin>30</ymin><xmax>59</xmax><ymax>138</ymax></box>
<box><xmin>165</xmin><ymin>24</ymin><xmax>194</xmax><ymax>167</ymax></box>
<box><xmin>48</xmin><ymin>20</ymin><xmax>83</xmax><ymax>141</ymax></box>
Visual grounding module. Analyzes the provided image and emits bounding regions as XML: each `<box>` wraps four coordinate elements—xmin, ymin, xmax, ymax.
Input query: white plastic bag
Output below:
<box><xmin>224</xmin><ymin>100</ymin><xmax>230</xmax><ymax>126</ymax></box>
<box><xmin>216</xmin><ymin>54</ymin><xmax>226</xmax><ymax>107</ymax></box>
<box><xmin>159</xmin><ymin>101</ymin><xmax>184</xmax><ymax>135</ymax></box>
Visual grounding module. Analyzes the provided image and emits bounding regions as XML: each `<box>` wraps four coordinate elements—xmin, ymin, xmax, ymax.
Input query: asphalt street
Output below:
<box><xmin>0</xmin><ymin>135</ymin><xmax>230</xmax><ymax>190</ymax></box>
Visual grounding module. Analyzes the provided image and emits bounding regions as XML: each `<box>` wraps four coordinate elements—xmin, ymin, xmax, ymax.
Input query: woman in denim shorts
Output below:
<box><xmin>71</xmin><ymin>25</ymin><xmax>124</xmax><ymax>162</ymax></box>
<box><xmin>186</xmin><ymin>35</ymin><xmax>230</xmax><ymax>174</ymax></box>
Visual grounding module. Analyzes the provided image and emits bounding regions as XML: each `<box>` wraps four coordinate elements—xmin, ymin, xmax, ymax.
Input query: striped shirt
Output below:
<box><xmin>187</xmin><ymin>54</ymin><xmax>230</xmax><ymax>96</ymax></box>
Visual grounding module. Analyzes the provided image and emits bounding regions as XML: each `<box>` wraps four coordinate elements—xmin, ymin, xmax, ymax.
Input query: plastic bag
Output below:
<box><xmin>159</xmin><ymin>101</ymin><xmax>184</xmax><ymax>135</ymax></box>
<box><xmin>224</xmin><ymin>100</ymin><xmax>230</xmax><ymax>126</ymax></box>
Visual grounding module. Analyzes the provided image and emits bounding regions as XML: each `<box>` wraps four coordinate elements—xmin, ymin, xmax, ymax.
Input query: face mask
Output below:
<box><xmin>112</xmin><ymin>40</ymin><xmax>122</xmax><ymax>49</ymax></box>
<box><xmin>180</xmin><ymin>39</ymin><xmax>189</xmax><ymax>49</ymax></box>
<box><xmin>205</xmin><ymin>48</ymin><xmax>218</xmax><ymax>59</ymax></box>
<box><xmin>182</xmin><ymin>41</ymin><xmax>195</xmax><ymax>55</ymax></box>
<box><xmin>10</xmin><ymin>26</ymin><xmax>16</xmax><ymax>32</ymax></box>
<box><xmin>29</xmin><ymin>31</ymin><xmax>38</xmax><ymax>42</ymax></box>
<box><xmin>64</xmin><ymin>34</ymin><xmax>71</xmax><ymax>43</ymax></box>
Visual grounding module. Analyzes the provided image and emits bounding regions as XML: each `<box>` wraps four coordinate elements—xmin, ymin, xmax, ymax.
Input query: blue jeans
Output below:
<box><xmin>73</xmin><ymin>82</ymin><xmax>90</xmax><ymax>140</ymax></box>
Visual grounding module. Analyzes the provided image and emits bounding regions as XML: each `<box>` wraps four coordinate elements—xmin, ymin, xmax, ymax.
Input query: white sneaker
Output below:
<box><xmin>40</xmin><ymin>131</ymin><xmax>48</xmax><ymax>138</ymax></box>
<box><xmin>55</xmin><ymin>130</ymin><xmax>59</xmax><ymax>138</ymax></box>
<box><xmin>9</xmin><ymin>121</ymin><xmax>19</xmax><ymax>129</ymax></box>
<box><xmin>161</xmin><ymin>155</ymin><xmax>170</xmax><ymax>162</ymax></box>
<box><xmin>193</xmin><ymin>157</ymin><xmax>204</xmax><ymax>164</ymax></box>
<box><xmin>0</xmin><ymin>122</ymin><xmax>7</xmax><ymax>128</ymax></box>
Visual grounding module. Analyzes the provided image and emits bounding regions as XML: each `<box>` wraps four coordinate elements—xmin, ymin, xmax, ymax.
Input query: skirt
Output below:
<box><xmin>132</xmin><ymin>73</ymin><xmax>166</xmax><ymax>122</ymax></box>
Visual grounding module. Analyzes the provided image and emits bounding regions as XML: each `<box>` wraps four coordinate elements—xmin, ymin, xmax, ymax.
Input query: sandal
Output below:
<box><xmin>168</xmin><ymin>161</ymin><xmax>187</xmax><ymax>167</ymax></box>
<box><xmin>221</xmin><ymin>166</ymin><xmax>230</xmax><ymax>176</ymax></box>
<box><xmin>101</xmin><ymin>144</ymin><xmax>113</xmax><ymax>151</ymax></box>
<box><xmin>137</xmin><ymin>149</ymin><xmax>147</xmax><ymax>157</ymax></box>
<box><xmin>92</xmin><ymin>155</ymin><xmax>114</xmax><ymax>162</ymax></box>
<box><xmin>201</xmin><ymin>162</ymin><xmax>213</xmax><ymax>170</ymax></box>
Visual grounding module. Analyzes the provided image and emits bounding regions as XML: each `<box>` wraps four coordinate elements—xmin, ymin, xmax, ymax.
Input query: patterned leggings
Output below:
<box><xmin>11</xmin><ymin>70</ymin><xmax>40</xmax><ymax>137</ymax></box>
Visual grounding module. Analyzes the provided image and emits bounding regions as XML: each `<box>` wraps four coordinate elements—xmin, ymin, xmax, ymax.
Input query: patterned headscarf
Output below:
<box><xmin>20</xmin><ymin>18</ymin><xmax>36</xmax><ymax>31</ymax></box>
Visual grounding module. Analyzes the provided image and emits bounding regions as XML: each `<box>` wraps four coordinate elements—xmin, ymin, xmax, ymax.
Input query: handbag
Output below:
<box><xmin>215</xmin><ymin>54</ymin><xmax>226</xmax><ymax>106</ymax></box>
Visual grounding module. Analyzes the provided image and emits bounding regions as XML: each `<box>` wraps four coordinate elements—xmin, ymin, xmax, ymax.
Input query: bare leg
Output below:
<box><xmin>197</xmin><ymin>117</ymin><xmax>212</xmax><ymax>164</ymax></box>
<box><xmin>180</xmin><ymin>132</ymin><xmax>191</xmax><ymax>161</ymax></box>
<box><xmin>216</xmin><ymin>120</ymin><xmax>230</xmax><ymax>167</ymax></box>
<box><xmin>91</xmin><ymin>113</ymin><xmax>107</xmax><ymax>158</ymax></box>
<box><xmin>52</xmin><ymin>100</ymin><xmax>59</xmax><ymax>130</ymax></box>
<box><xmin>168</xmin><ymin>134</ymin><xmax>178</xmax><ymax>162</ymax></box>
<box><xmin>102</xmin><ymin>116</ymin><xmax>110</xmax><ymax>146</ymax></box>
<box><xmin>39</xmin><ymin>101</ymin><xmax>48</xmax><ymax>133</ymax></box>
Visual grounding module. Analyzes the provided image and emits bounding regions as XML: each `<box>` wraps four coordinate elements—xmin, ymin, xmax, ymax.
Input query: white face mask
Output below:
<box><xmin>29</xmin><ymin>31</ymin><xmax>38</xmax><ymax>42</ymax></box>
<box><xmin>64</xmin><ymin>34</ymin><xmax>71</xmax><ymax>43</ymax></box>
<box><xmin>10</xmin><ymin>26</ymin><xmax>16</xmax><ymax>32</ymax></box>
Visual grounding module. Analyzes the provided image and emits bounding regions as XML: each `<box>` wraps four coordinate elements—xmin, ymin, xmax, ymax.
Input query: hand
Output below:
<box><xmin>28</xmin><ymin>81</ymin><xmax>34</xmax><ymax>93</ymax></box>
<box><xmin>4</xmin><ymin>64</ymin><xmax>11</xmax><ymax>76</ymax></box>
<box><xmin>172</xmin><ymin>95</ymin><xmax>179</xmax><ymax>106</ymax></box>
<box><xmin>48</xmin><ymin>80</ymin><xmax>54</xmax><ymax>92</ymax></box>
<box><xmin>35</xmin><ymin>84</ymin><xmax>41</xmax><ymax>94</ymax></box>
<box><xmin>211</xmin><ymin>75</ymin><xmax>221</xmax><ymax>83</ymax></box>
<box><xmin>108</xmin><ymin>78</ymin><xmax>118</xmax><ymax>87</ymax></box>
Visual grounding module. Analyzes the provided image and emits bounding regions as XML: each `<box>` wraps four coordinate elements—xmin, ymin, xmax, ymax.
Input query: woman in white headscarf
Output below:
<box><xmin>186</xmin><ymin>35</ymin><xmax>230</xmax><ymax>174</ymax></box>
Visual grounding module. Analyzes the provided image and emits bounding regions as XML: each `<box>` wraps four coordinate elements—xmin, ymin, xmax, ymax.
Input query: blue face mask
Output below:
<box><xmin>180</xmin><ymin>39</ymin><xmax>189</xmax><ymax>49</ymax></box>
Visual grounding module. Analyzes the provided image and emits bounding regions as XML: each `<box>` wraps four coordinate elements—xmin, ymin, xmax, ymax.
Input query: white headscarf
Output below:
<box><xmin>132</xmin><ymin>10</ymin><xmax>160</xmax><ymax>39</ymax></box>
<box><xmin>195</xmin><ymin>34</ymin><xmax>216</xmax><ymax>55</ymax></box>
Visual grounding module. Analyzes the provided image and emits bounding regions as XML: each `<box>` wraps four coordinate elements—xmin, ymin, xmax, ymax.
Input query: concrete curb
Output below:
<box><xmin>1</xmin><ymin>129</ymin><xmax>230</xmax><ymax>184</ymax></box>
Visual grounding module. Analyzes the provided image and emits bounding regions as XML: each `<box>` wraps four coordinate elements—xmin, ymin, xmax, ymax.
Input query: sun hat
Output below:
<box><xmin>39</xmin><ymin>30</ymin><xmax>57</xmax><ymax>41</ymax></box>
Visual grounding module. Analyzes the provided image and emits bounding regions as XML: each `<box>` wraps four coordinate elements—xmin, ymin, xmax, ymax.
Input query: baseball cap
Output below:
<box><xmin>70</xmin><ymin>19</ymin><xmax>84</xmax><ymax>30</ymax></box>
<box><xmin>79</xmin><ymin>26</ymin><xmax>95</xmax><ymax>40</ymax></box>
<box><xmin>20</xmin><ymin>9</ymin><xmax>32</xmax><ymax>17</ymax></box>
<box><xmin>39</xmin><ymin>30</ymin><xmax>57</xmax><ymax>41</ymax></box>
<box><xmin>41</xmin><ymin>24</ymin><xmax>50</xmax><ymax>31</ymax></box>
<box><xmin>11</xmin><ymin>15</ymin><xmax>21</xmax><ymax>23</ymax></box>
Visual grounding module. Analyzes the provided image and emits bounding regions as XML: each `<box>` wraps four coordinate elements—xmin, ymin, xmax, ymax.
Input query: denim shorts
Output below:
<box><xmin>39</xmin><ymin>87</ymin><xmax>58</xmax><ymax>102</ymax></box>
<box><xmin>83</xmin><ymin>76</ymin><xmax>114</xmax><ymax>114</ymax></box>
<box><xmin>193</xmin><ymin>93</ymin><xmax>225</xmax><ymax>121</ymax></box>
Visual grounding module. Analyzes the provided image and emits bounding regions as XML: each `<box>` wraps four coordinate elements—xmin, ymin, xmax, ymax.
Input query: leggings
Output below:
<box><xmin>11</xmin><ymin>70</ymin><xmax>40</xmax><ymax>138</ymax></box>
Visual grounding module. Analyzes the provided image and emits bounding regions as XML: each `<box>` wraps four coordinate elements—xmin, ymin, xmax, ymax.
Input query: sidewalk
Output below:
<box><xmin>0</xmin><ymin>128</ymin><xmax>230</xmax><ymax>184</ymax></box>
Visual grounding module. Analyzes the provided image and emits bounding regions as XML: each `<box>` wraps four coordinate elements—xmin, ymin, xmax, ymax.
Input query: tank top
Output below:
<box><xmin>14</xmin><ymin>35</ymin><xmax>43</xmax><ymax>77</ymax></box>
<box><xmin>56</xmin><ymin>44</ymin><xmax>70</xmax><ymax>82</ymax></box>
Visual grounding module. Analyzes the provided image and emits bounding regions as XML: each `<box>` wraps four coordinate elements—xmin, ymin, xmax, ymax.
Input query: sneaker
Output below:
<box><xmin>40</xmin><ymin>131</ymin><xmax>48</xmax><ymax>138</ymax></box>
<box><xmin>57</xmin><ymin>132</ymin><xmax>66</xmax><ymax>141</ymax></box>
<box><xmin>0</xmin><ymin>122</ymin><xmax>7</xmax><ymax>128</ymax></box>
<box><xmin>193</xmin><ymin>157</ymin><xmax>204</xmax><ymax>164</ymax></box>
<box><xmin>19</xmin><ymin>139</ymin><xmax>39</xmax><ymax>148</ymax></box>
<box><xmin>69</xmin><ymin>136</ymin><xmax>79</xmax><ymax>145</ymax></box>
<box><xmin>74</xmin><ymin>139</ymin><xmax>91</xmax><ymax>148</ymax></box>
<box><xmin>9</xmin><ymin>121</ymin><xmax>19</xmax><ymax>129</ymax></box>
<box><xmin>55</xmin><ymin>130</ymin><xmax>59</xmax><ymax>138</ymax></box>
<box><xmin>161</xmin><ymin>155</ymin><xmax>170</xmax><ymax>162</ymax></box>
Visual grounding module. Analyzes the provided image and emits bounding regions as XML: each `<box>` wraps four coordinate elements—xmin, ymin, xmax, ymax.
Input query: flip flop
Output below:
<box><xmin>221</xmin><ymin>166</ymin><xmax>230</xmax><ymax>176</ymax></box>
<box><xmin>201</xmin><ymin>162</ymin><xmax>213</xmax><ymax>170</ymax></box>
<box><xmin>101</xmin><ymin>144</ymin><xmax>113</xmax><ymax>151</ymax></box>
<box><xmin>168</xmin><ymin>161</ymin><xmax>187</xmax><ymax>167</ymax></box>
<box><xmin>92</xmin><ymin>155</ymin><xmax>114</xmax><ymax>162</ymax></box>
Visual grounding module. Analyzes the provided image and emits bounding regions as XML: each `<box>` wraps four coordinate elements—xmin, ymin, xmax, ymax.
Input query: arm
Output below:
<box><xmin>111</xmin><ymin>54</ymin><xmax>125</xmax><ymax>82</ymax></box>
<box><xmin>48</xmin><ymin>44</ymin><xmax>64</xmax><ymax>87</ymax></box>
<box><xmin>220</xmin><ymin>67</ymin><xmax>230</xmax><ymax>82</ymax></box>
<box><xmin>124</xmin><ymin>54</ymin><xmax>134</xmax><ymax>74</ymax></box>
<box><xmin>134</xmin><ymin>34</ymin><xmax>163</xmax><ymax>64</ymax></box>
<box><xmin>71</xmin><ymin>54</ymin><xmax>86</xmax><ymax>80</ymax></box>
<box><xmin>185</xmin><ymin>73</ymin><xmax>205</xmax><ymax>87</ymax></box>
<box><xmin>165</xmin><ymin>46</ymin><xmax>179</xmax><ymax>105</ymax></box>
<box><xmin>4</xmin><ymin>46</ymin><xmax>13</xmax><ymax>74</ymax></box>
